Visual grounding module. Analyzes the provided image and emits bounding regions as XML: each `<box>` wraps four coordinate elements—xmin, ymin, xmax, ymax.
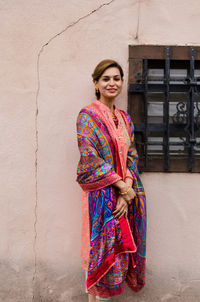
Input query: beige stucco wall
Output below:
<box><xmin>0</xmin><ymin>0</ymin><xmax>200</xmax><ymax>301</ymax></box>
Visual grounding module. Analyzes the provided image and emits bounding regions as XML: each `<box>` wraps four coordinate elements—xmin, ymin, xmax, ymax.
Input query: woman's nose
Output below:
<box><xmin>109</xmin><ymin>78</ymin><xmax>115</xmax><ymax>85</ymax></box>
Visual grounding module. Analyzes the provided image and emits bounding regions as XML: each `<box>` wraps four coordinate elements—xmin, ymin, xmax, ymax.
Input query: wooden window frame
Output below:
<box><xmin>128</xmin><ymin>45</ymin><xmax>200</xmax><ymax>172</ymax></box>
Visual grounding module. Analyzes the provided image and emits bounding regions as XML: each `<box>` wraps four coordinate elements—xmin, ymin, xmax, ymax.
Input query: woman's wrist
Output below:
<box><xmin>113</xmin><ymin>180</ymin><xmax>134</xmax><ymax>205</ymax></box>
<box><xmin>113</xmin><ymin>180</ymin><xmax>128</xmax><ymax>192</ymax></box>
<box><xmin>119</xmin><ymin>186</ymin><xmax>131</xmax><ymax>196</ymax></box>
<box><xmin>124</xmin><ymin>176</ymin><xmax>133</xmax><ymax>187</ymax></box>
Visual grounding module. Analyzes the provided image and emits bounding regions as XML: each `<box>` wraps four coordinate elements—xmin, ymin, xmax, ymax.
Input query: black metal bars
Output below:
<box><xmin>188</xmin><ymin>47</ymin><xmax>195</xmax><ymax>171</ymax></box>
<box><xmin>164</xmin><ymin>47</ymin><xmax>170</xmax><ymax>171</ymax></box>
<box><xmin>129</xmin><ymin>83</ymin><xmax>200</xmax><ymax>93</ymax></box>
<box><xmin>129</xmin><ymin>45</ymin><xmax>200</xmax><ymax>172</ymax></box>
<box><xmin>143</xmin><ymin>59</ymin><xmax>148</xmax><ymax>167</ymax></box>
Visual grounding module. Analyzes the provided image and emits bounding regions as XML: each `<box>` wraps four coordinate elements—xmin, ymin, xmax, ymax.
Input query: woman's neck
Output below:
<box><xmin>99</xmin><ymin>97</ymin><xmax>115</xmax><ymax>113</ymax></box>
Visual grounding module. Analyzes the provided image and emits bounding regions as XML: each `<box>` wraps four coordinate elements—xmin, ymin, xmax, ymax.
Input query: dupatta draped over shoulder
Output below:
<box><xmin>76</xmin><ymin>100</ymin><xmax>147</xmax><ymax>298</ymax></box>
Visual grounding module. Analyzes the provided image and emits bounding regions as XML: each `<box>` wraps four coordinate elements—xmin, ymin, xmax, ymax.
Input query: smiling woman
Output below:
<box><xmin>76</xmin><ymin>60</ymin><xmax>147</xmax><ymax>302</ymax></box>
<box><xmin>93</xmin><ymin>62</ymin><xmax>124</xmax><ymax>103</ymax></box>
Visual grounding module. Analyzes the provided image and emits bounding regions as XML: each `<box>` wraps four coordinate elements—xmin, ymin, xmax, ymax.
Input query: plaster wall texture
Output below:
<box><xmin>0</xmin><ymin>0</ymin><xmax>200</xmax><ymax>301</ymax></box>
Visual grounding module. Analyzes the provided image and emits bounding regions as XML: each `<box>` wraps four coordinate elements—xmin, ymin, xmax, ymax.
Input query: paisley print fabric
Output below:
<box><xmin>76</xmin><ymin>101</ymin><xmax>147</xmax><ymax>297</ymax></box>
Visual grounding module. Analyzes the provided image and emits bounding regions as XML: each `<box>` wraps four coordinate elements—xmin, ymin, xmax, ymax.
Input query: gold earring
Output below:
<box><xmin>96</xmin><ymin>87</ymin><xmax>99</xmax><ymax>93</ymax></box>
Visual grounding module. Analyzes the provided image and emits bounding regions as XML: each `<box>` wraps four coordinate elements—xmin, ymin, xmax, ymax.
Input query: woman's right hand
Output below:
<box><xmin>120</xmin><ymin>187</ymin><xmax>136</xmax><ymax>205</ymax></box>
<box><xmin>113</xmin><ymin>179</ymin><xmax>136</xmax><ymax>205</ymax></box>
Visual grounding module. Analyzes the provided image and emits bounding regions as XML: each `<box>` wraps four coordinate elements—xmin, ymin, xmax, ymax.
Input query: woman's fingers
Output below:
<box><xmin>118</xmin><ymin>210</ymin><xmax>126</xmax><ymax>219</ymax></box>
<box><xmin>113</xmin><ymin>205</ymin><xmax>125</xmax><ymax>216</ymax></box>
<box><xmin>116</xmin><ymin>205</ymin><xmax>128</xmax><ymax>219</ymax></box>
<box><xmin>114</xmin><ymin>208</ymin><xmax>125</xmax><ymax>218</ymax></box>
<box><xmin>113</xmin><ymin>203</ymin><xmax>127</xmax><ymax>218</ymax></box>
<box><xmin>123</xmin><ymin>203</ymin><xmax>128</xmax><ymax>219</ymax></box>
<box><xmin>113</xmin><ymin>203</ymin><xmax>124</xmax><ymax>214</ymax></box>
<box><xmin>112</xmin><ymin>196</ymin><xmax>129</xmax><ymax>218</ymax></box>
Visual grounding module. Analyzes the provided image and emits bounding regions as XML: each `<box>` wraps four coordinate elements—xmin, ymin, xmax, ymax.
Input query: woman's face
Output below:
<box><xmin>95</xmin><ymin>67</ymin><xmax>123</xmax><ymax>101</ymax></box>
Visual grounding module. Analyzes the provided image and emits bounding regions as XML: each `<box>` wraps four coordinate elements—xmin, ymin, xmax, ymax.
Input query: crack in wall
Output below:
<box><xmin>32</xmin><ymin>0</ymin><xmax>116</xmax><ymax>300</ymax></box>
<box><xmin>135</xmin><ymin>0</ymin><xmax>141</xmax><ymax>40</ymax></box>
<box><xmin>32</xmin><ymin>56</ymin><xmax>39</xmax><ymax>300</ymax></box>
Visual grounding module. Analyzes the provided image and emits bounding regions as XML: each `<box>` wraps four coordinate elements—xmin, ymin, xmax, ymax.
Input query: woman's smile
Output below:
<box><xmin>107</xmin><ymin>88</ymin><xmax>117</xmax><ymax>93</ymax></box>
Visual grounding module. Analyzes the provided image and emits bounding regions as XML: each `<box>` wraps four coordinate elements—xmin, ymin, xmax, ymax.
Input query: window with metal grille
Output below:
<box><xmin>128</xmin><ymin>45</ymin><xmax>200</xmax><ymax>172</ymax></box>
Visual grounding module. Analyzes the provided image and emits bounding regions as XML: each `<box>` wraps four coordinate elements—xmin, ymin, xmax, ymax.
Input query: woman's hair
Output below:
<box><xmin>92</xmin><ymin>59</ymin><xmax>124</xmax><ymax>100</ymax></box>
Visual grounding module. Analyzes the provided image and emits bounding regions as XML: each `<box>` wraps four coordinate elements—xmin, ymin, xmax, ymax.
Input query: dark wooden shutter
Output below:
<box><xmin>128</xmin><ymin>45</ymin><xmax>200</xmax><ymax>172</ymax></box>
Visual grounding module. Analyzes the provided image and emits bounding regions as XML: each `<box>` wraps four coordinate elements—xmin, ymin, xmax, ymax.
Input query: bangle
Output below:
<box><xmin>120</xmin><ymin>186</ymin><xmax>131</xmax><ymax>196</ymax></box>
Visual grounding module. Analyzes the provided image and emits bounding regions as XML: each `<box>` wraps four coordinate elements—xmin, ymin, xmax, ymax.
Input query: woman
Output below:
<box><xmin>76</xmin><ymin>59</ymin><xmax>146</xmax><ymax>301</ymax></box>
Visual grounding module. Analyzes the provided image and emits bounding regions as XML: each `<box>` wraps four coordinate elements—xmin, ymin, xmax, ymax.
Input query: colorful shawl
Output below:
<box><xmin>76</xmin><ymin>101</ymin><xmax>147</xmax><ymax>297</ymax></box>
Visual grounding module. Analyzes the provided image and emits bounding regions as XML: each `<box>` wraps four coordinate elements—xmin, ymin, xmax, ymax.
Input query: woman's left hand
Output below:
<box><xmin>112</xmin><ymin>195</ymin><xmax>128</xmax><ymax>219</ymax></box>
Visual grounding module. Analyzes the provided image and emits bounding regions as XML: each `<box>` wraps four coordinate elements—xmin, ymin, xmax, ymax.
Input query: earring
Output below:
<box><xmin>96</xmin><ymin>87</ymin><xmax>99</xmax><ymax>93</ymax></box>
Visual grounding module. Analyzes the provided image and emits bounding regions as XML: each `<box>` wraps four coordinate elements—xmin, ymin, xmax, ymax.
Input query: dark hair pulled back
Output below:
<box><xmin>92</xmin><ymin>59</ymin><xmax>124</xmax><ymax>100</ymax></box>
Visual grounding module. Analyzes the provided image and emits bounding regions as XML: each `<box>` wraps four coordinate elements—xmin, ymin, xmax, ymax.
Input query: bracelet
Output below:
<box><xmin>120</xmin><ymin>186</ymin><xmax>131</xmax><ymax>196</ymax></box>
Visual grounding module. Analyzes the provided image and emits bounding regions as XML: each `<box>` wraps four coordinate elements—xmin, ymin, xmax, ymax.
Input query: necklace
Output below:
<box><xmin>111</xmin><ymin>111</ymin><xmax>118</xmax><ymax>127</ymax></box>
<box><xmin>111</xmin><ymin>110</ymin><xmax>116</xmax><ymax>118</ymax></box>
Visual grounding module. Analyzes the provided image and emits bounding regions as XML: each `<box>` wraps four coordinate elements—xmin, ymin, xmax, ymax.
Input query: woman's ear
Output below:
<box><xmin>93</xmin><ymin>81</ymin><xmax>98</xmax><ymax>91</ymax></box>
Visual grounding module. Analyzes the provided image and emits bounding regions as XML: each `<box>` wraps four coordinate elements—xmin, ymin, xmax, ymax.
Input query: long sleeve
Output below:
<box><xmin>125</xmin><ymin>168</ymin><xmax>133</xmax><ymax>180</ymax></box>
<box><xmin>76</xmin><ymin>112</ymin><xmax>122</xmax><ymax>192</ymax></box>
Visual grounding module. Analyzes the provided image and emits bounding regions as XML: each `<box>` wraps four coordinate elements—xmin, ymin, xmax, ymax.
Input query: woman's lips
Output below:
<box><xmin>107</xmin><ymin>89</ymin><xmax>117</xmax><ymax>92</ymax></box>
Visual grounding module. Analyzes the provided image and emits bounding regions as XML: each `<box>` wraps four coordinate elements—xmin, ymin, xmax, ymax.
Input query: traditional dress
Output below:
<box><xmin>76</xmin><ymin>100</ymin><xmax>147</xmax><ymax>298</ymax></box>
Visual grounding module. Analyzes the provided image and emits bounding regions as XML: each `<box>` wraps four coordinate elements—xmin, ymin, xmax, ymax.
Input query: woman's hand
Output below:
<box><xmin>112</xmin><ymin>179</ymin><xmax>136</xmax><ymax>205</ymax></box>
<box><xmin>112</xmin><ymin>195</ymin><xmax>128</xmax><ymax>219</ymax></box>
<box><xmin>120</xmin><ymin>187</ymin><xmax>136</xmax><ymax>205</ymax></box>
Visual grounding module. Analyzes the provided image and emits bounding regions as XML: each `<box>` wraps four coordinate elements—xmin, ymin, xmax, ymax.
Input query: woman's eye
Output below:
<box><xmin>102</xmin><ymin>77</ymin><xmax>120</xmax><ymax>82</ymax></box>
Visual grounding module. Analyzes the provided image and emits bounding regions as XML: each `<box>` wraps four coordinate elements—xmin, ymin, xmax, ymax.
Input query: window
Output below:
<box><xmin>128</xmin><ymin>45</ymin><xmax>200</xmax><ymax>172</ymax></box>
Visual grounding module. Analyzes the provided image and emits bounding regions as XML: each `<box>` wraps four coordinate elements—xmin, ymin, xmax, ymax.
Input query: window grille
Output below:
<box><xmin>128</xmin><ymin>45</ymin><xmax>200</xmax><ymax>172</ymax></box>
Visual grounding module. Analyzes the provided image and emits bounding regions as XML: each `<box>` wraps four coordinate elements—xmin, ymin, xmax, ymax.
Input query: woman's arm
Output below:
<box><xmin>124</xmin><ymin>176</ymin><xmax>133</xmax><ymax>187</ymax></box>
<box><xmin>76</xmin><ymin>112</ymin><xmax>122</xmax><ymax>191</ymax></box>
